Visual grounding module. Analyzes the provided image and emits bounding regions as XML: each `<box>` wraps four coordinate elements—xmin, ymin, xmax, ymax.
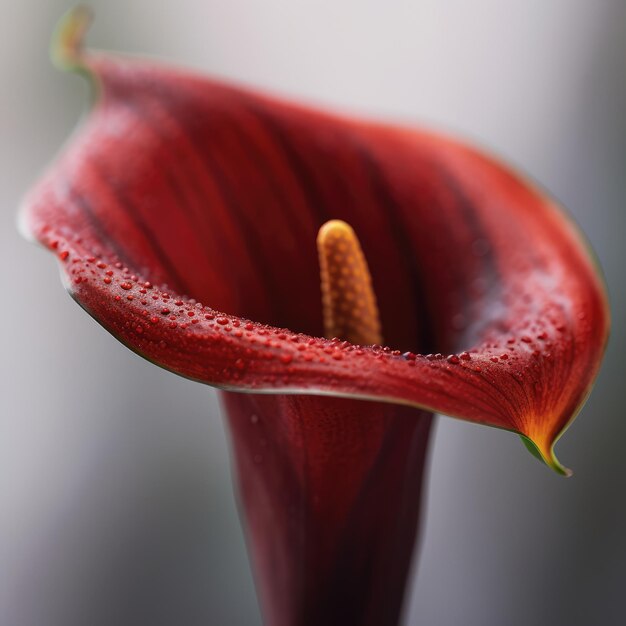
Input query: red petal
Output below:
<box><xmin>21</xmin><ymin>39</ymin><xmax>609</xmax><ymax>473</ymax></box>
<box><xmin>223</xmin><ymin>391</ymin><xmax>432</xmax><ymax>626</ymax></box>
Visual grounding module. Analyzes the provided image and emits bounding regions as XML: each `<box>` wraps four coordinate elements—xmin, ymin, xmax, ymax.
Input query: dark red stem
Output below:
<box><xmin>222</xmin><ymin>391</ymin><xmax>433</xmax><ymax>626</ymax></box>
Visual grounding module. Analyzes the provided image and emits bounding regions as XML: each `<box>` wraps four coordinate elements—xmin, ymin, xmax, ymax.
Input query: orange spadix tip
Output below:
<box><xmin>317</xmin><ymin>220</ymin><xmax>383</xmax><ymax>346</ymax></box>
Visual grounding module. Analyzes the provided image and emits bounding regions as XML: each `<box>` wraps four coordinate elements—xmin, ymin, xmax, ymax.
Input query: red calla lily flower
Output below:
<box><xmin>20</xmin><ymin>9</ymin><xmax>609</xmax><ymax>626</ymax></box>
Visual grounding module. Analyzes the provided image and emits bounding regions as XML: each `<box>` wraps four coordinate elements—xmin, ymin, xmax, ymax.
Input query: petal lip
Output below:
<box><xmin>20</xmin><ymin>18</ymin><xmax>610</xmax><ymax>473</ymax></box>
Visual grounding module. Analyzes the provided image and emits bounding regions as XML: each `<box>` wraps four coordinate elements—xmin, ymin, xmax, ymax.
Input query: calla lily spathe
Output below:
<box><xmin>22</xmin><ymin>16</ymin><xmax>608</xmax><ymax>471</ymax></box>
<box><xmin>20</xmin><ymin>8</ymin><xmax>609</xmax><ymax>626</ymax></box>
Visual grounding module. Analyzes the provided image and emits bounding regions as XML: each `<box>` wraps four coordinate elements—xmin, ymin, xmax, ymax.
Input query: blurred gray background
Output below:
<box><xmin>1</xmin><ymin>1</ymin><xmax>624</xmax><ymax>625</ymax></box>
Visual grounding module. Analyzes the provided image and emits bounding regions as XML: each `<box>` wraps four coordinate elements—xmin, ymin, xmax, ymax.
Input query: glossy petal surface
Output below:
<box><xmin>21</xmin><ymin>45</ymin><xmax>609</xmax><ymax>472</ymax></box>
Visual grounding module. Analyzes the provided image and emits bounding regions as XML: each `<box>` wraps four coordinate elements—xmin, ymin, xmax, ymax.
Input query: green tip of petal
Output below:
<box><xmin>519</xmin><ymin>434</ymin><xmax>572</xmax><ymax>477</ymax></box>
<box><xmin>51</xmin><ymin>5</ymin><xmax>93</xmax><ymax>71</ymax></box>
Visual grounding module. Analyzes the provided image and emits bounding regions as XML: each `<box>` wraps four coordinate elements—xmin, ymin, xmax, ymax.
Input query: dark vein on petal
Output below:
<box><xmin>351</xmin><ymin>140</ymin><xmax>434</xmax><ymax>354</ymax></box>
<box><xmin>135</xmin><ymin>95</ymin><xmax>281</xmax><ymax>323</ymax></box>
<box><xmin>88</xmin><ymin>157</ymin><xmax>193</xmax><ymax>296</ymax></box>
<box><xmin>118</xmin><ymin>99</ymin><xmax>235</xmax><ymax>278</ymax></box>
<box><xmin>216</xmin><ymin>100</ymin><xmax>316</xmax><ymax>247</ymax></box>
<box><xmin>243</xmin><ymin>103</ymin><xmax>331</xmax><ymax>225</ymax></box>
<box><xmin>68</xmin><ymin>184</ymin><xmax>132</xmax><ymax>266</ymax></box>
<box><xmin>432</xmin><ymin>163</ymin><xmax>502</xmax><ymax>348</ymax></box>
